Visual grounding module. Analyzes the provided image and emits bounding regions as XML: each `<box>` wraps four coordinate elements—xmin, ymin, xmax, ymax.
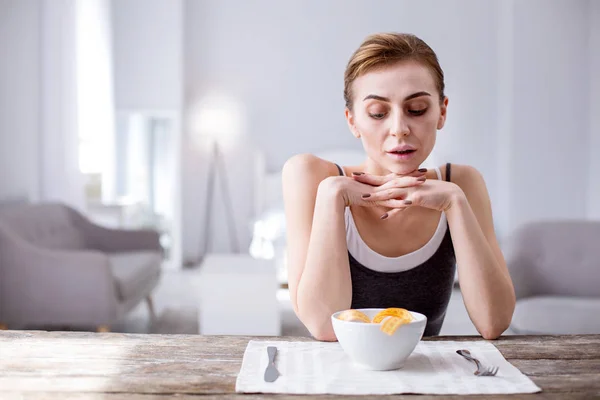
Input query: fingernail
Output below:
<box><xmin>418</xmin><ymin>168</ymin><xmax>427</xmax><ymax>172</ymax></box>
<box><xmin>404</xmin><ymin>200</ymin><xmax>413</xmax><ymax>205</ymax></box>
<box><xmin>380</xmin><ymin>213</ymin><xmax>388</xmax><ymax>220</ymax></box>
<box><xmin>352</xmin><ymin>172</ymin><xmax>364</xmax><ymax>176</ymax></box>
<box><xmin>361</xmin><ymin>193</ymin><xmax>371</xmax><ymax>199</ymax></box>
<box><xmin>417</xmin><ymin>177</ymin><xmax>426</xmax><ymax>182</ymax></box>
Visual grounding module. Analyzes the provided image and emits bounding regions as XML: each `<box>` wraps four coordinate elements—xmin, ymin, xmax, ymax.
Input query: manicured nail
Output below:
<box><xmin>352</xmin><ymin>172</ymin><xmax>364</xmax><ymax>176</ymax></box>
<box><xmin>417</xmin><ymin>177</ymin><xmax>426</xmax><ymax>182</ymax></box>
<box><xmin>380</xmin><ymin>213</ymin><xmax>388</xmax><ymax>220</ymax></box>
<box><xmin>403</xmin><ymin>200</ymin><xmax>413</xmax><ymax>205</ymax></box>
<box><xmin>361</xmin><ymin>193</ymin><xmax>371</xmax><ymax>199</ymax></box>
<box><xmin>418</xmin><ymin>168</ymin><xmax>427</xmax><ymax>172</ymax></box>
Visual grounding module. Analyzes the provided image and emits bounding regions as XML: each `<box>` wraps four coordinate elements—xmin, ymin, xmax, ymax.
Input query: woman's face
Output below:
<box><xmin>345</xmin><ymin>61</ymin><xmax>447</xmax><ymax>175</ymax></box>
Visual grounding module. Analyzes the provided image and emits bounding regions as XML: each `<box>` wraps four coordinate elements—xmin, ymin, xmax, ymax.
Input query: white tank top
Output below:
<box><xmin>341</xmin><ymin>167</ymin><xmax>448</xmax><ymax>273</ymax></box>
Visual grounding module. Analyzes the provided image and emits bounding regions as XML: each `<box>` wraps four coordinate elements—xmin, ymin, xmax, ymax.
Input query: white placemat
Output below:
<box><xmin>235</xmin><ymin>340</ymin><xmax>542</xmax><ymax>395</ymax></box>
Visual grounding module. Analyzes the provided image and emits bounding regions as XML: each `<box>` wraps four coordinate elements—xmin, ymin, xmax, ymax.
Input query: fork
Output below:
<box><xmin>456</xmin><ymin>349</ymin><xmax>499</xmax><ymax>376</ymax></box>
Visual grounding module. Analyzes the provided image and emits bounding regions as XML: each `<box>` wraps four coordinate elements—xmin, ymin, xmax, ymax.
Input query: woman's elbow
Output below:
<box><xmin>297</xmin><ymin>309</ymin><xmax>337</xmax><ymax>341</ymax></box>
<box><xmin>479</xmin><ymin>318</ymin><xmax>511</xmax><ymax>340</ymax></box>
<box><xmin>310</xmin><ymin>326</ymin><xmax>338</xmax><ymax>342</ymax></box>
<box><xmin>480</xmin><ymin>329</ymin><xmax>502</xmax><ymax>340</ymax></box>
<box><xmin>477</xmin><ymin>297</ymin><xmax>515</xmax><ymax>340</ymax></box>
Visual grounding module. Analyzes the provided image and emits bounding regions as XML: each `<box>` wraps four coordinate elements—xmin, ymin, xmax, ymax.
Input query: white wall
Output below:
<box><xmin>494</xmin><ymin>0</ymin><xmax>515</xmax><ymax>239</ymax></box>
<box><xmin>112</xmin><ymin>0</ymin><xmax>183</xmax><ymax>110</ymax></box>
<box><xmin>588</xmin><ymin>0</ymin><xmax>600</xmax><ymax>219</ymax></box>
<box><xmin>509</xmin><ymin>0</ymin><xmax>590</xmax><ymax>230</ymax></box>
<box><xmin>0</xmin><ymin>0</ymin><xmax>40</xmax><ymax>202</ymax></box>
<box><xmin>183</xmin><ymin>0</ymin><xmax>501</xmax><ymax>260</ymax></box>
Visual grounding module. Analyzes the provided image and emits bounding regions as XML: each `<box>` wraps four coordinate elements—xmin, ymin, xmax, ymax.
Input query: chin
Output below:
<box><xmin>378</xmin><ymin>151</ymin><xmax>426</xmax><ymax>175</ymax></box>
<box><xmin>386</xmin><ymin>163</ymin><xmax>420</xmax><ymax>175</ymax></box>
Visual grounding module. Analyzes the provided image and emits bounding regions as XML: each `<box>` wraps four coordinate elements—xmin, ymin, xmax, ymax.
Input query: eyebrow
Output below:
<box><xmin>363</xmin><ymin>91</ymin><xmax>431</xmax><ymax>102</ymax></box>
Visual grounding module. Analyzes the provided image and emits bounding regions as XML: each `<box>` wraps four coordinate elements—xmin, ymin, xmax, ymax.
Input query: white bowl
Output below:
<box><xmin>331</xmin><ymin>308</ymin><xmax>427</xmax><ymax>371</ymax></box>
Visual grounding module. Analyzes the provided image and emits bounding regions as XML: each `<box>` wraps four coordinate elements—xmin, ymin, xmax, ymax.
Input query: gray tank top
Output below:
<box><xmin>335</xmin><ymin>163</ymin><xmax>456</xmax><ymax>336</ymax></box>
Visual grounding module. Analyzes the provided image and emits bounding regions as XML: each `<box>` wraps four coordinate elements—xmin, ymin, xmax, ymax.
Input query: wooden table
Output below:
<box><xmin>1</xmin><ymin>331</ymin><xmax>599</xmax><ymax>399</ymax></box>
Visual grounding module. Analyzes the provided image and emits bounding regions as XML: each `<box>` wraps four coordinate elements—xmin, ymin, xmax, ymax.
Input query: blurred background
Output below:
<box><xmin>0</xmin><ymin>0</ymin><xmax>598</xmax><ymax>337</ymax></box>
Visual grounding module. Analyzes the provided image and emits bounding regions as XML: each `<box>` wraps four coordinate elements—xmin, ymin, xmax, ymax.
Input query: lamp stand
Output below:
<box><xmin>197</xmin><ymin>140</ymin><xmax>240</xmax><ymax>265</ymax></box>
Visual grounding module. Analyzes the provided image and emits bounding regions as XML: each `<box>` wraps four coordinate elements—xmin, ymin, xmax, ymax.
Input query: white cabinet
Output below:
<box><xmin>198</xmin><ymin>254</ymin><xmax>281</xmax><ymax>336</ymax></box>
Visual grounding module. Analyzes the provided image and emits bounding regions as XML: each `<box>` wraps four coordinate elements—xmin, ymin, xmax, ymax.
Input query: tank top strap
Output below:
<box><xmin>334</xmin><ymin>163</ymin><xmax>345</xmax><ymax>176</ymax></box>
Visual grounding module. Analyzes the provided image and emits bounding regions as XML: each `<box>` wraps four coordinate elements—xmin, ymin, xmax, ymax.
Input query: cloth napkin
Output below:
<box><xmin>235</xmin><ymin>340</ymin><xmax>542</xmax><ymax>395</ymax></box>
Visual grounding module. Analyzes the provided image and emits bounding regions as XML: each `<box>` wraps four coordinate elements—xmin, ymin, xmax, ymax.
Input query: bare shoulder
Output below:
<box><xmin>442</xmin><ymin>163</ymin><xmax>489</xmax><ymax>201</ymax></box>
<box><xmin>282</xmin><ymin>153</ymin><xmax>340</xmax><ymax>190</ymax></box>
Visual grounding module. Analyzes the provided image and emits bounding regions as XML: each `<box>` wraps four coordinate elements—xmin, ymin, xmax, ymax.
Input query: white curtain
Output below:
<box><xmin>38</xmin><ymin>0</ymin><xmax>115</xmax><ymax>211</ymax></box>
<box><xmin>75</xmin><ymin>0</ymin><xmax>116</xmax><ymax>203</ymax></box>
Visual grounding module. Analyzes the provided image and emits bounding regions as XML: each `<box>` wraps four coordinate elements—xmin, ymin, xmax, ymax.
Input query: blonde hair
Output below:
<box><xmin>344</xmin><ymin>33</ymin><xmax>445</xmax><ymax>110</ymax></box>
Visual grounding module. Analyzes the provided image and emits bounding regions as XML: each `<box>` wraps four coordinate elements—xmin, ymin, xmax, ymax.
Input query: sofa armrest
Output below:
<box><xmin>0</xmin><ymin>226</ymin><xmax>119</xmax><ymax>325</ymax></box>
<box><xmin>80</xmin><ymin>220</ymin><xmax>162</xmax><ymax>254</ymax></box>
<box><xmin>504</xmin><ymin>233</ymin><xmax>535</xmax><ymax>300</ymax></box>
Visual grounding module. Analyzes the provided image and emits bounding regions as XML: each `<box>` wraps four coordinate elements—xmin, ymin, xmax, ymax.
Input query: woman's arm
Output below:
<box><xmin>445</xmin><ymin>165</ymin><xmax>516</xmax><ymax>340</ymax></box>
<box><xmin>282</xmin><ymin>154</ymin><xmax>352</xmax><ymax>341</ymax></box>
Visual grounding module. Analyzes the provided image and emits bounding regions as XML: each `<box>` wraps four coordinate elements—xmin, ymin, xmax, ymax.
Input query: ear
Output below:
<box><xmin>345</xmin><ymin>108</ymin><xmax>361</xmax><ymax>138</ymax></box>
<box><xmin>437</xmin><ymin>97</ymin><xmax>449</xmax><ymax>130</ymax></box>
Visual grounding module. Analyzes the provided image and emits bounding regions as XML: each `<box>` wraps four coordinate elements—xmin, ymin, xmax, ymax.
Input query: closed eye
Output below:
<box><xmin>369</xmin><ymin>113</ymin><xmax>386</xmax><ymax>119</ymax></box>
<box><xmin>408</xmin><ymin>108</ymin><xmax>427</xmax><ymax>116</ymax></box>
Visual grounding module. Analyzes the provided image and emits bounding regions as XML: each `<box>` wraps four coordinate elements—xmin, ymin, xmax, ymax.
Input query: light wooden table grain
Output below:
<box><xmin>1</xmin><ymin>331</ymin><xmax>599</xmax><ymax>399</ymax></box>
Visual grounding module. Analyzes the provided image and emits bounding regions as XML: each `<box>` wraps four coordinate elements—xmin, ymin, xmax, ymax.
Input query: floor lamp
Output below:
<box><xmin>197</xmin><ymin>139</ymin><xmax>240</xmax><ymax>265</ymax></box>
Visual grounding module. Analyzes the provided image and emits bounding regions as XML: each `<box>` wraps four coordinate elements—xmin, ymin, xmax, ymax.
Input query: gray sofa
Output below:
<box><xmin>506</xmin><ymin>220</ymin><xmax>600</xmax><ymax>334</ymax></box>
<box><xmin>0</xmin><ymin>203</ymin><xmax>162</xmax><ymax>331</ymax></box>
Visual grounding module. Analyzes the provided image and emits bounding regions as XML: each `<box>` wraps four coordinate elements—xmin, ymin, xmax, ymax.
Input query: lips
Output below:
<box><xmin>387</xmin><ymin>145</ymin><xmax>417</xmax><ymax>155</ymax></box>
<box><xmin>389</xmin><ymin>149</ymin><xmax>416</xmax><ymax>155</ymax></box>
<box><xmin>386</xmin><ymin>145</ymin><xmax>417</xmax><ymax>161</ymax></box>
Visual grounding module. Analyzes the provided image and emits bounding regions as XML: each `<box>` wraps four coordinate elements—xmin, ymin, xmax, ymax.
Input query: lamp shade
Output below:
<box><xmin>189</xmin><ymin>92</ymin><xmax>245</xmax><ymax>149</ymax></box>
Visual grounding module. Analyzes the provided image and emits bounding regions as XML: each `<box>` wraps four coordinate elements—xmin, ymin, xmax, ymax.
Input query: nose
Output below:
<box><xmin>390</xmin><ymin>112</ymin><xmax>410</xmax><ymax>137</ymax></box>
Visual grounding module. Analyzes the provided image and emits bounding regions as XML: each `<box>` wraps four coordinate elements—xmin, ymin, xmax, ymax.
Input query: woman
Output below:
<box><xmin>282</xmin><ymin>33</ymin><xmax>515</xmax><ymax>341</ymax></box>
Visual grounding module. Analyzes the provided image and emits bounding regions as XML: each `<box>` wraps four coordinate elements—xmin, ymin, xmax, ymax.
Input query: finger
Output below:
<box><xmin>351</xmin><ymin>172</ymin><xmax>395</xmax><ymax>186</ymax></box>
<box><xmin>363</xmin><ymin>188</ymin><xmax>411</xmax><ymax>202</ymax></box>
<box><xmin>377</xmin><ymin>175</ymin><xmax>426</xmax><ymax>191</ymax></box>
<box><xmin>380</xmin><ymin>208</ymin><xmax>405</xmax><ymax>220</ymax></box>
<box><xmin>351</xmin><ymin>168</ymin><xmax>426</xmax><ymax>186</ymax></box>
<box><xmin>379</xmin><ymin>200</ymin><xmax>414</xmax><ymax>220</ymax></box>
<box><xmin>377</xmin><ymin>199</ymin><xmax>408</xmax><ymax>208</ymax></box>
<box><xmin>404</xmin><ymin>168</ymin><xmax>428</xmax><ymax>177</ymax></box>
<box><xmin>360</xmin><ymin>194</ymin><xmax>406</xmax><ymax>207</ymax></box>
<box><xmin>368</xmin><ymin>196</ymin><xmax>411</xmax><ymax>208</ymax></box>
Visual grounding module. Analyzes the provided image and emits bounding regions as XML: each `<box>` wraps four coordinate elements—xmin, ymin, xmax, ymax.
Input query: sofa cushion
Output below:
<box><xmin>511</xmin><ymin>296</ymin><xmax>600</xmax><ymax>334</ymax></box>
<box><xmin>0</xmin><ymin>203</ymin><xmax>86</xmax><ymax>250</ymax></box>
<box><xmin>109</xmin><ymin>251</ymin><xmax>161</xmax><ymax>301</ymax></box>
<box><xmin>506</xmin><ymin>221</ymin><xmax>600</xmax><ymax>298</ymax></box>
